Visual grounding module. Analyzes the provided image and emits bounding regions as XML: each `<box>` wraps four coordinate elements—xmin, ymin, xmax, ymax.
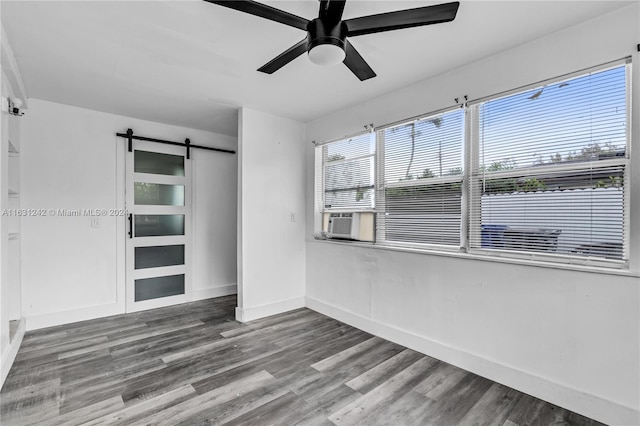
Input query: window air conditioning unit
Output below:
<box><xmin>323</xmin><ymin>212</ymin><xmax>375</xmax><ymax>242</ymax></box>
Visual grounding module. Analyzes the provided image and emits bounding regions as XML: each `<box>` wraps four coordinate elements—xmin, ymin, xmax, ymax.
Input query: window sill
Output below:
<box><xmin>310</xmin><ymin>238</ymin><xmax>639</xmax><ymax>278</ymax></box>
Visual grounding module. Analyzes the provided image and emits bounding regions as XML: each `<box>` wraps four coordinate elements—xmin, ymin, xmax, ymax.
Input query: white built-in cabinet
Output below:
<box><xmin>1</xmin><ymin>27</ymin><xmax>27</xmax><ymax>388</ymax></box>
<box><xmin>0</xmin><ymin>93</ymin><xmax>25</xmax><ymax>387</ymax></box>
<box><xmin>7</xmin><ymin>114</ymin><xmax>21</xmax><ymax>329</ymax></box>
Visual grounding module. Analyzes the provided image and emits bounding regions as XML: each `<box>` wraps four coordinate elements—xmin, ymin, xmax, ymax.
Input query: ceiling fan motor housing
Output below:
<box><xmin>307</xmin><ymin>18</ymin><xmax>348</xmax><ymax>52</ymax></box>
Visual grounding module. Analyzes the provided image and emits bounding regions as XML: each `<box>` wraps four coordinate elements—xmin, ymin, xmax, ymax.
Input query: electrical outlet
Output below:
<box><xmin>91</xmin><ymin>217</ymin><xmax>100</xmax><ymax>228</ymax></box>
<box><xmin>290</xmin><ymin>212</ymin><xmax>296</xmax><ymax>222</ymax></box>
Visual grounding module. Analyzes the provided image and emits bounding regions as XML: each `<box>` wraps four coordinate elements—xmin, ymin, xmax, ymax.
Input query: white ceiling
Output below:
<box><xmin>1</xmin><ymin>0</ymin><xmax>632</xmax><ymax>137</ymax></box>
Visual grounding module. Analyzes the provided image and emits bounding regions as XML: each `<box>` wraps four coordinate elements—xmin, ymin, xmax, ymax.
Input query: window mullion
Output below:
<box><xmin>467</xmin><ymin>105</ymin><xmax>482</xmax><ymax>251</ymax></box>
<box><xmin>376</xmin><ymin>130</ymin><xmax>386</xmax><ymax>243</ymax></box>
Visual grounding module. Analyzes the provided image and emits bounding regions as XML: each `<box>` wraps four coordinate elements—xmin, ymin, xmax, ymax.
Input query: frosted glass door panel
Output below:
<box><xmin>135</xmin><ymin>214</ymin><xmax>184</xmax><ymax>237</ymax></box>
<box><xmin>135</xmin><ymin>245</ymin><xmax>185</xmax><ymax>269</ymax></box>
<box><xmin>134</xmin><ymin>150</ymin><xmax>185</xmax><ymax>176</ymax></box>
<box><xmin>134</xmin><ymin>183</ymin><xmax>185</xmax><ymax>206</ymax></box>
<box><xmin>135</xmin><ymin>274</ymin><xmax>185</xmax><ymax>301</ymax></box>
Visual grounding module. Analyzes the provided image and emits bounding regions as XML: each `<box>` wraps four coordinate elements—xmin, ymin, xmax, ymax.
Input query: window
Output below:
<box><xmin>468</xmin><ymin>63</ymin><xmax>629</xmax><ymax>263</ymax></box>
<box><xmin>316</xmin><ymin>132</ymin><xmax>375</xmax><ymax>211</ymax></box>
<box><xmin>377</xmin><ymin>109</ymin><xmax>465</xmax><ymax>247</ymax></box>
<box><xmin>314</xmin><ymin>59</ymin><xmax>630</xmax><ymax>268</ymax></box>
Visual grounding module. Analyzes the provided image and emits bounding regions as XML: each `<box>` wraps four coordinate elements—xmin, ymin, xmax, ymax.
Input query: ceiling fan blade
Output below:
<box><xmin>258</xmin><ymin>39</ymin><xmax>309</xmax><ymax>74</ymax></box>
<box><xmin>343</xmin><ymin>40</ymin><xmax>376</xmax><ymax>81</ymax></box>
<box><xmin>344</xmin><ymin>2</ymin><xmax>459</xmax><ymax>37</ymax></box>
<box><xmin>204</xmin><ymin>0</ymin><xmax>309</xmax><ymax>31</ymax></box>
<box><xmin>319</xmin><ymin>0</ymin><xmax>346</xmax><ymax>24</ymax></box>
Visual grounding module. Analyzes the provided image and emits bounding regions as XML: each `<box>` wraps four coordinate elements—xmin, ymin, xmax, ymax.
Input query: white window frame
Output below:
<box><xmin>316</xmin><ymin>131</ymin><xmax>376</xmax><ymax>215</ymax></box>
<box><xmin>466</xmin><ymin>58</ymin><xmax>630</xmax><ymax>269</ymax></box>
<box><xmin>313</xmin><ymin>57</ymin><xmax>632</xmax><ymax>270</ymax></box>
<box><xmin>375</xmin><ymin>107</ymin><xmax>465</xmax><ymax>251</ymax></box>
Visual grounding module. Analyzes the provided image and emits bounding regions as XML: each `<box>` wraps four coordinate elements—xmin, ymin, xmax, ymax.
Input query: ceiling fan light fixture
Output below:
<box><xmin>308</xmin><ymin>43</ymin><xmax>346</xmax><ymax>66</ymax></box>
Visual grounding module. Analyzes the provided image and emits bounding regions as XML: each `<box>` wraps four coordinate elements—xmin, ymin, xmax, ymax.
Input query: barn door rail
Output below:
<box><xmin>116</xmin><ymin>128</ymin><xmax>235</xmax><ymax>159</ymax></box>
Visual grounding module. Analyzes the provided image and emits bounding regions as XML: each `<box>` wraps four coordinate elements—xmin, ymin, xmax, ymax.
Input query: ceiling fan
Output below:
<box><xmin>204</xmin><ymin>0</ymin><xmax>460</xmax><ymax>81</ymax></box>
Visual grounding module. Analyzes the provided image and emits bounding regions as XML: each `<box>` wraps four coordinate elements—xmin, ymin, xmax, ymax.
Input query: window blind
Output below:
<box><xmin>378</xmin><ymin>109</ymin><xmax>464</xmax><ymax>247</ymax></box>
<box><xmin>469</xmin><ymin>63</ymin><xmax>629</xmax><ymax>263</ymax></box>
<box><xmin>318</xmin><ymin>132</ymin><xmax>375</xmax><ymax>211</ymax></box>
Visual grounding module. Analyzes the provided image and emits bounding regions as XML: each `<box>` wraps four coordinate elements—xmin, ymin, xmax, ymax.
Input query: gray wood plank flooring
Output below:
<box><xmin>1</xmin><ymin>296</ymin><xmax>605</xmax><ymax>425</ymax></box>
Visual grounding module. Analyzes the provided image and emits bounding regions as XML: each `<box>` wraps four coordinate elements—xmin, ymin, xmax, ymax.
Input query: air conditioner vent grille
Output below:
<box><xmin>328</xmin><ymin>213</ymin><xmax>353</xmax><ymax>238</ymax></box>
<box><xmin>331</xmin><ymin>217</ymin><xmax>352</xmax><ymax>235</ymax></box>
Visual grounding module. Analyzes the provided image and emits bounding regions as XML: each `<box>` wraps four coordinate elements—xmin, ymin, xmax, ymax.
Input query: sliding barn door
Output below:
<box><xmin>125</xmin><ymin>141</ymin><xmax>192</xmax><ymax>313</ymax></box>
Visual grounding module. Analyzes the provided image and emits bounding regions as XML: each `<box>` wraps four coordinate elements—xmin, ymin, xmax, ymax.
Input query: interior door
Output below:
<box><xmin>125</xmin><ymin>141</ymin><xmax>191</xmax><ymax>313</ymax></box>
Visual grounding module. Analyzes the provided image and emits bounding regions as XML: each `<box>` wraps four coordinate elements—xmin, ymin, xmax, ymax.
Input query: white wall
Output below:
<box><xmin>20</xmin><ymin>99</ymin><xmax>237</xmax><ymax>329</ymax></box>
<box><xmin>237</xmin><ymin>108</ymin><xmax>306</xmax><ymax>322</ymax></box>
<box><xmin>305</xmin><ymin>5</ymin><xmax>639</xmax><ymax>425</ymax></box>
<box><xmin>192</xmin><ymin>147</ymin><xmax>238</xmax><ymax>300</ymax></box>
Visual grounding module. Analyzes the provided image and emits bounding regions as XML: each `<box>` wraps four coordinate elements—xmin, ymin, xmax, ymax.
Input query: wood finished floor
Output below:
<box><xmin>1</xmin><ymin>296</ymin><xmax>604</xmax><ymax>426</ymax></box>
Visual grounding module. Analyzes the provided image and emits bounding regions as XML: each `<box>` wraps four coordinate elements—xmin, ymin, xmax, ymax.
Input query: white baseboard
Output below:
<box><xmin>236</xmin><ymin>296</ymin><xmax>305</xmax><ymax>323</ymax></box>
<box><xmin>25</xmin><ymin>302</ymin><xmax>125</xmax><ymax>331</ymax></box>
<box><xmin>1</xmin><ymin>317</ymin><xmax>26</xmax><ymax>388</ymax></box>
<box><xmin>193</xmin><ymin>284</ymin><xmax>237</xmax><ymax>301</ymax></box>
<box><xmin>25</xmin><ymin>287</ymin><xmax>238</xmax><ymax>332</ymax></box>
<box><xmin>305</xmin><ymin>296</ymin><xmax>639</xmax><ymax>426</ymax></box>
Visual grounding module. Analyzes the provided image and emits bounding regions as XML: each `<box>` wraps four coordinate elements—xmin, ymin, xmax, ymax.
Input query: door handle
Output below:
<box><xmin>128</xmin><ymin>213</ymin><xmax>133</xmax><ymax>239</ymax></box>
